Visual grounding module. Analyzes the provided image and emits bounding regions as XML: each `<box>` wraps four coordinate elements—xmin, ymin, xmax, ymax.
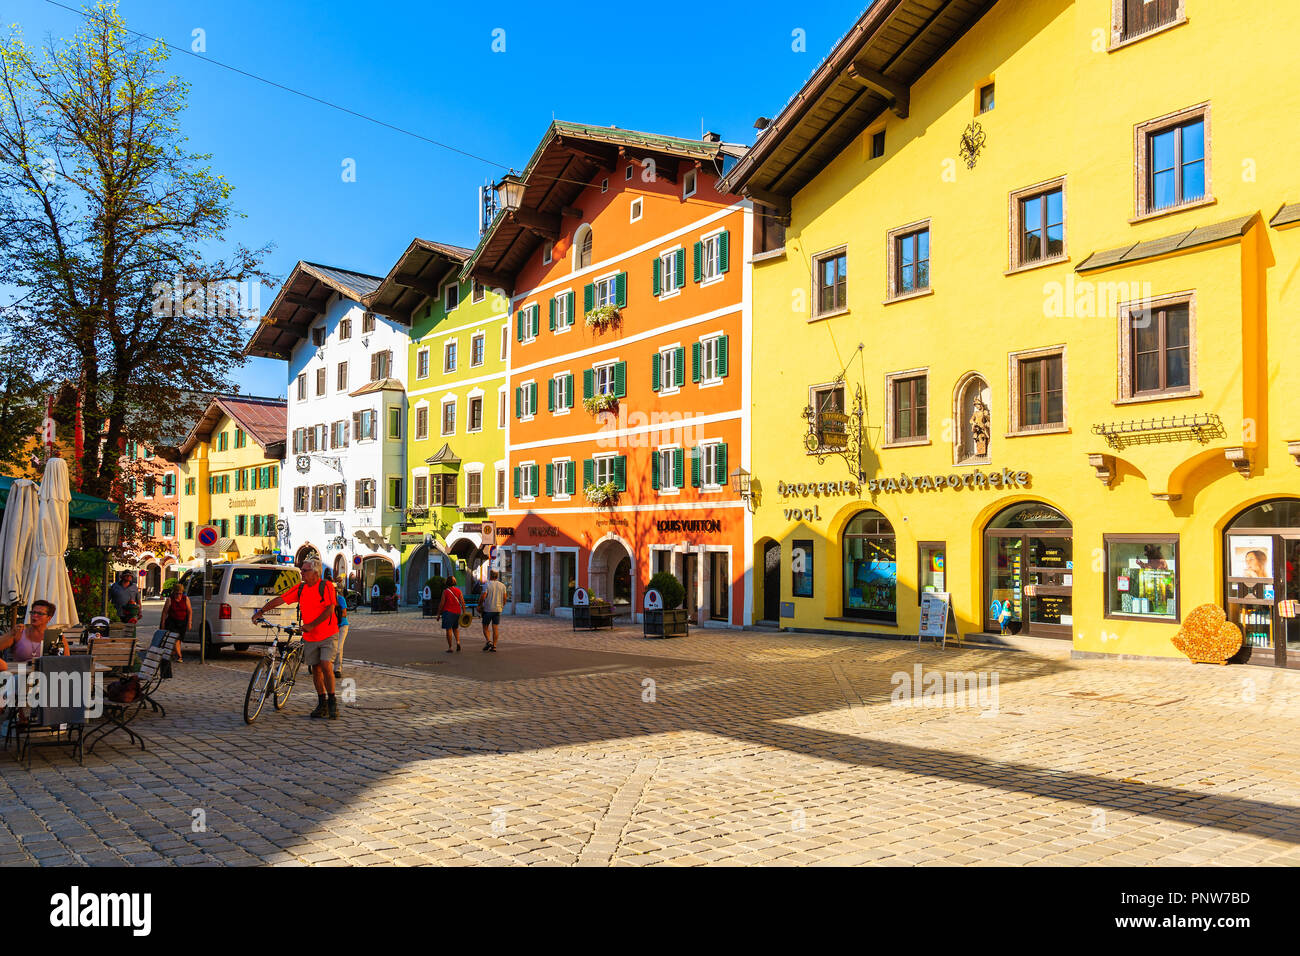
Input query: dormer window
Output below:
<box><xmin>445</xmin><ymin>282</ymin><xmax>460</xmax><ymax>312</ymax></box>
<box><xmin>683</xmin><ymin>168</ymin><xmax>697</xmax><ymax>198</ymax></box>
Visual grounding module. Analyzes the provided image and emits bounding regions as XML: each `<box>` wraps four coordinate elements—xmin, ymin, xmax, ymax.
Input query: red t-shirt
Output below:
<box><xmin>282</xmin><ymin>581</ymin><xmax>340</xmax><ymax>643</ymax></box>
<box><xmin>441</xmin><ymin>586</ymin><xmax>463</xmax><ymax>614</ymax></box>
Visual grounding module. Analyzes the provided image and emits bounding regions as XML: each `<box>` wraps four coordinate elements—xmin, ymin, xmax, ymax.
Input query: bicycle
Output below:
<box><xmin>243</xmin><ymin>620</ymin><xmax>305</xmax><ymax>724</ymax></box>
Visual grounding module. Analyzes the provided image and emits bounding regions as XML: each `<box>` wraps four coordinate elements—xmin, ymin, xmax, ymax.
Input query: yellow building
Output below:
<box><xmin>174</xmin><ymin>396</ymin><xmax>287</xmax><ymax>563</ymax></box>
<box><xmin>723</xmin><ymin>0</ymin><xmax>1300</xmax><ymax>667</ymax></box>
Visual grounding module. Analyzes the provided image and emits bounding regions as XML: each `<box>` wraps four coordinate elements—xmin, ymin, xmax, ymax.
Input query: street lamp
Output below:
<box><xmin>94</xmin><ymin>515</ymin><xmax>124</xmax><ymax>549</ymax></box>
<box><xmin>730</xmin><ymin>467</ymin><xmax>756</xmax><ymax>513</ymax></box>
<box><xmin>495</xmin><ymin>173</ymin><xmax>526</xmax><ymax>212</ymax></box>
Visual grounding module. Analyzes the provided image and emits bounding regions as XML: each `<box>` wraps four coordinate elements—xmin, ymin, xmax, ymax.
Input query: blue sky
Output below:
<box><xmin>8</xmin><ymin>0</ymin><xmax>869</xmax><ymax>396</ymax></box>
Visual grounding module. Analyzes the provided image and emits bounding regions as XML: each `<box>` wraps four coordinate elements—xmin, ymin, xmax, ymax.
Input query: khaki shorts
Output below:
<box><xmin>303</xmin><ymin>636</ymin><xmax>338</xmax><ymax>668</ymax></box>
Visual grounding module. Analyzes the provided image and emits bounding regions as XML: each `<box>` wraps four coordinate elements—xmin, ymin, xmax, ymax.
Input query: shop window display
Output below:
<box><xmin>1105</xmin><ymin>536</ymin><xmax>1178</xmax><ymax>621</ymax></box>
<box><xmin>842</xmin><ymin>511</ymin><xmax>897</xmax><ymax>622</ymax></box>
<box><xmin>792</xmin><ymin>539</ymin><xmax>814</xmax><ymax>598</ymax></box>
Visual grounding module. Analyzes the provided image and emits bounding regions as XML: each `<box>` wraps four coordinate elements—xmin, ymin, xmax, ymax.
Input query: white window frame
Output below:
<box><xmin>296</xmin><ymin>373</ymin><xmax>307</xmax><ymax>402</ymax></box>
<box><xmin>593</xmin><ymin>454</ymin><xmax>617</xmax><ymax>487</ymax></box>
<box><xmin>470</xmin><ymin>332</ymin><xmax>485</xmax><ymax>367</ymax></box>
<box><xmin>630</xmin><ymin>197</ymin><xmax>643</xmax><ymax>223</ymax></box>
<box><xmin>466</xmin><ymin>391</ymin><xmax>485</xmax><ymax>433</ymax></box>
<box><xmin>520</xmin><ymin>379</ymin><xmax>537</xmax><ymax>420</ymax></box>
<box><xmin>554</xmin><ymin>290</ymin><xmax>573</xmax><ymax>333</ymax></box>
<box><xmin>658</xmin><ymin>247</ymin><xmax>682</xmax><ymax>301</ymax></box>
<box><xmin>553</xmin><ymin>372</ymin><xmax>571</xmax><ymax>416</ymax></box>
<box><xmin>441</xmin><ymin>398</ymin><xmax>457</xmax><ymax>437</ymax></box>
<box><xmin>521</xmin><ymin>303</ymin><xmax>539</xmax><ymax>345</ymax></box>
<box><xmin>594</xmin><ymin>273</ymin><xmax>618</xmax><ymax>309</ymax></box>
<box><xmin>520</xmin><ymin>460</ymin><xmax>537</xmax><ymax>501</ymax></box>
<box><xmin>464</xmin><ymin>466</ymin><xmax>485</xmax><ymax>510</ymax></box>
<box><xmin>412</xmin><ymin>467</ymin><xmax>430</xmax><ymax>508</ymax></box>
<box><xmin>700</xmin><ymin>441</ymin><xmax>724</xmax><ymax>491</ymax></box>
<box><xmin>659</xmin><ymin>344</ymin><xmax>681</xmax><ymax>396</ymax></box>
<box><xmin>700</xmin><ymin>332</ymin><xmax>725</xmax><ymax>387</ymax></box>
<box><xmin>414</xmin><ymin>402</ymin><xmax>429</xmax><ymax>441</ymax></box>
<box><xmin>444</xmin><ymin>339</ymin><xmax>458</xmax><ymax>373</ymax></box>
<box><xmin>444</xmin><ymin>282</ymin><xmax>460</xmax><ymax>313</ymax></box>
<box><xmin>700</xmin><ymin>229</ymin><xmax>725</xmax><ymax>286</ymax></box>
<box><xmin>594</xmin><ymin>362</ymin><xmax>617</xmax><ymax>397</ymax></box>
<box><xmin>683</xmin><ymin>168</ymin><xmax>697</xmax><ymax>199</ymax></box>
<box><xmin>625</xmin><ymin>163</ymin><xmax>634</xmax><ymax>181</ymax></box>
<box><xmin>416</xmin><ymin>347</ymin><xmax>430</xmax><ymax>380</ymax></box>
<box><xmin>551</xmin><ymin>458</ymin><xmax>573</xmax><ymax>502</ymax></box>
<box><xmin>542</xmin><ymin>241</ymin><xmax>553</xmax><ymax>265</ymax></box>
<box><xmin>657</xmin><ymin>444</ymin><xmax>681</xmax><ymax>495</ymax></box>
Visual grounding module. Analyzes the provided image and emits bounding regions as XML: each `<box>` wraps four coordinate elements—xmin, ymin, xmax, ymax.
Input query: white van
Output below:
<box><xmin>179</xmin><ymin>562</ymin><xmax>302</xmax><ymax>654</ymax></box>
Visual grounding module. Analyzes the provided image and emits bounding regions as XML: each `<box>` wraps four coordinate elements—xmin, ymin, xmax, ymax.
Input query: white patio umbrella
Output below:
<box><xmin>0</xmin><ymin>478</ymin><xmax>39</xmax><ymax>606</ymax></box>
<box><xmin>24</xmin><ymin>457</ymin><xmax>79</xmax><ymax>629</ymax></box>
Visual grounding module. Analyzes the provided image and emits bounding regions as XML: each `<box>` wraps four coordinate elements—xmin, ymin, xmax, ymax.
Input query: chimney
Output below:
<box><xmin>703</xmin><ymin>130</ymin><xmax>721</xmax><ymax>143</ymax></box>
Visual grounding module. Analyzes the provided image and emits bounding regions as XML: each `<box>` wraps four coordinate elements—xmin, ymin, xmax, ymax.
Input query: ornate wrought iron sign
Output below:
<box><xmin>959</xmin><ymin>121</ymin><xmax>986</xmax><ymax>169</ymax></box>
<box><xmin>802</xmin><ymin>383</ymin><xmax>867</xmax><ymax>481</ymax></box>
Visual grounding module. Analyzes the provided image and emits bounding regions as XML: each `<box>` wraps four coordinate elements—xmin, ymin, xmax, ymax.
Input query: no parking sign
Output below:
<box><xmin>197</xmin><ymin>525</ymin><xmax>218</xmax><ymax>548</ymax></box>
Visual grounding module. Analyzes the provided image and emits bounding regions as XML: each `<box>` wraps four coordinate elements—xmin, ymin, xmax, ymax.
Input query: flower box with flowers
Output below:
<box><xmin>585</xmin><ymin>305</ymin><xmax>620</xmax><ymax>332</ymax></box>
<box><xmin>584</xmin><ymin>482</ymin><xmax>619</xmax><ymax>507</ymax></box>
<box><xmin>583</xmin><ymin>393</ymin><xmax>619</xmax><ymax>415</ymax></box>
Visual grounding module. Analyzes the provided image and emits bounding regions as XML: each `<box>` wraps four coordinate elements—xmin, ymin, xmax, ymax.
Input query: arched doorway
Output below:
<box><xmin>294</xmin><ymin>544</ymin><xmax>319</xmax><ymax>567</ymax></box>
<box><xmin>841</xmin><ymin>511</ymin><xmax>897</xmax><ymax>622</ymax></box>
<box><xmin>143</xmin><ymin>562</ymin><xmax>162</xmax><ymax>597</ymax></box>
<box><xmin>1224</xmin><ymin>497</ymin><xmax>1300</xmax><ymax>667</ymax></box>
<box><xmin>404</xmin><ymin>545</ymin><xmax>429</xmax><ymax>605</ymax></box>
<box><xmin>760</xmin><ymin>539</ymin><xmax>781</xmax><ymax>622</ymax></box>
<box><xmin>358</xmin><ymin>555</ymin><xmax>394</xmax><ymax>597</ymax></box>
<box><xmin>332</xmin><ymin>554</ymin><xmax>347</xmax><ymax>586</ymax></box>
<box><xmin>589</xmin><ymin>537</ymin><xmax>634</xmax><ymax>615</ymax></box>
<box><xmin>984</xmin><ymin>502</ymin><xmax>1072</xmax><ymax>638</ymax></box>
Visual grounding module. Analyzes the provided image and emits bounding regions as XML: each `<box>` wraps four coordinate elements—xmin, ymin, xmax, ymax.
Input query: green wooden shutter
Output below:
<box><xmin>565</xmin><ymin>373</ymin><xmax>574</xmax><ymax>408</ymax></box>
<box><xmin>530</xmin><ymin>305</ymin><xmax>539</xmax><ymax>338</ymax></box>
<box><xmin>614</xmin><ymin>455</ymin><xmax>627</xmax><ymax>492</ymax></box>
<box><xmin>693</xmin><ymin>242</ymin><xmax>703</xmax><ymax>282</ymax></box>
<box><xmin>651</xmin><ymin>451</ymin><xmax>660</xmax><ymax>490</ymax></box>
<box><xmin>692</xmin><ymin>342</ymin><xmax>702</xmax><ymax>383</ymax></box>
<box><xmin>651</xmin><ymin>352</ymin><xmax>661</xmax><ymax>392</ymax></box>
<box><xmin>614</xmin><ymin>361</ymin><xmax>627</xmax><ymax>398</ymax></box>
<box><xmin>675</xmin><ymin>347</ymin><xmax>686</xmax><ymax>387</ymax></box>
<box><xmin>566</xmin><ymin>461</ymin><xmax>576</xmax><ymax>494</ymax></box>
<box><xmin>674</xmin><ymin>448</ymin><xmax>685</xmax><ymax>488</ymax></box>
<box><xmin>583</xmin><ymin>458</ymin><xmax>594</xmax><ymax>489</ymax></box>
<box><xmin>691</xmin><ymin>448</ymin><xmax>701</xmax><ymax>487</ymax></box>
<box><xmin>548</xmin><ymin>377</ymin><xmax>556</xmax><ymax>412</ymax></box>
<box><xmin>675</xmin><ymin>248</ymin><xmax>686</xmax><ymax>288</ymax></box>
<box><xmin>584</xmin><ymin>283</ymin><xmax>594</xmax><ymax>313</ymax></box>
<box><xmin>566</xmin><ymin>292</ymin><xmax>575</xmax><ymax>323</ymax></box>
<box><xmin>652</xmin><ymin>258</ymin><xmax>661</xmax><ymax>296</ymax></box>
<box><xmin>531</xmin><ymin>465</ymin><xmax>539</xmax><ymax>495</ymax></box>
<box><xmin>719</xmin><ymin>230</ymin><xmax>730</xmax><ymax>273</ymax></box>
<box><xmin>530</xmin><ymin>382</ymin><xmax>538</xmax><ymax>413</ymax></box>
<box><xmin>583</xmin><ymin>369</ymin><xmax>594</xmax><ymax>399</ymax></box>
<box><xmin>718</xmin><ymin>335</ymin><xmax>729</xmax><ymax>378</ymax></box>
<box><xmin>515</xmin><ymin>386</ymin><xmax>522</xmax><ymax>419</ymax></box>
<box><xmin>516</xmin><ymin>310</ymin><xmax>524</xmax><ymax>341</ymax></box>
<box><xmin>546</xmin><ymin>462</ymin><xmax>554</xmax><ymax>496</ymax></box>
<box><xmin>615</xmin><ymin>272</ymin><xmax>627</xmax><ymax>308</ymax></box>
<box><xmin>513</xmin><ymin>466</ymin><xmax>521</xmax><ymax>499</ymax></box>
<box><xmin>715</xmin><ymin>443</ymin><xmax>728</xmax><ymax>486</ymax></box>
<box><xmin>549</xmin><ymin>298</ymin><xmax>556</xmax><ymax>331</ymax></box>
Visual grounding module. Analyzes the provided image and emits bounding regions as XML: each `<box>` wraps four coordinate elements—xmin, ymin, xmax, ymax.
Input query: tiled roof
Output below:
<box><xmin>176</xmin><ymin>396</ymin><xmax>287</xmax><ymax>456</ymax></box>
<box><xmin>301</xmin><ymin>262</ymin><xmax>383</xmax><ymax>300</ymax></box>
<box><xmin>1076</xmin><ymin>214</ymin><xmax>1258</xmax><ymax>273</ymax></box>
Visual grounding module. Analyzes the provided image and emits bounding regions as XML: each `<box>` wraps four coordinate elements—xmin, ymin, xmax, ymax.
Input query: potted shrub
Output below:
<box><xmin>644</xmin><ymin>572</ymin><xmax>689</xmax><ymax>639</ymax></box>
<box><xmin>585</xmin><ymin>304</ymin><xmax>620</xmax><ymax>333</ymax></box>
<box><xmin>582</xmin><ymin>393</ymin><xmax>619</xmax><ymax>415</ymax></box>
<box><xmin>573</xmin><ymin>596</ymin><xmax>615</xmax><ymax>631</ymax></box>
<box><xmin>584</xmin><ymin>481</ymin><xmax>619</xmax><ymax>507</ymax></box>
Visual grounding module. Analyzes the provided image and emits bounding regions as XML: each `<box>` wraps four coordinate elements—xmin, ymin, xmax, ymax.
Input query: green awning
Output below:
<box><xmin>0</xmin><ymin>475</ymin><xmax>120</xmax><ymax>522</ymax></box>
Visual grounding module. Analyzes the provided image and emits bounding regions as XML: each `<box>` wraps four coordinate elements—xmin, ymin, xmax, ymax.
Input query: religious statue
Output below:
<box><xmin>970</xmin><ymin>400</ymin><xmax>991</xmax><ymax>457</ymax></box>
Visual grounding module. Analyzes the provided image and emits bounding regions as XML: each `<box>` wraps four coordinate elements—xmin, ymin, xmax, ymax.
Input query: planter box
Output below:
<box><xmin>573</xmin><ymin>604</ymin><xmax>615</xmax><ymax>631</ymax></box>
<box><xmin>643</xmin><ymin>608</ymin><xmax>688</xmax><ymax>639</ymax></box>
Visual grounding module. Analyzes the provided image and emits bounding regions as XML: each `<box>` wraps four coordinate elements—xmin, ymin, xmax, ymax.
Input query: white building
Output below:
<box><xmin>244</xmin><ymin>262</ymin><xmax>409</xmax><ymax>594</ymax></box>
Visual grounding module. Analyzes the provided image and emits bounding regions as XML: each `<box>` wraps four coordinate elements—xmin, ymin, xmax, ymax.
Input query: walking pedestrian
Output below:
<box><xmin>324</xmin><ymin>568</ymin><xmax>349</xmax><ymax>678</ymax></box>
<box><xmin>160</xmin><ymin>581</ymin><xmax>190</xmax><ymax>663</ymax></box>
<box><xmin>480</xmin><ymin>570</ymin><xmax>507</xmax><ymax>652</ymax></box>
<box><xmin>438</xmin><ymin>574</ymin><xmax>463</xmax><ymax>653</ymax></box>
<box><xmin>108</xmin><ymin>571</ymin><xmax>140</xmax><ymax>623</ymax></box>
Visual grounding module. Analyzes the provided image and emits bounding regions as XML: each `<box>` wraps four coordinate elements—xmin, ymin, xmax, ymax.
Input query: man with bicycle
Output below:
<box><xmin>251</xmin><ymin>558</ymin><xmax>341</xmax><ymax>719</ymax></box>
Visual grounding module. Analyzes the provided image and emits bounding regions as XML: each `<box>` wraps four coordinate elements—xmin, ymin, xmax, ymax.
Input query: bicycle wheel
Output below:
<box><xmin>243</xmin><ymin>657</ymin><xmax>275</xmax><ymax>724</ymax></box>
<box><xmin>273</xmin><ymin>646</ymin><xmax>302</xmax><ymax>710</ymax></box>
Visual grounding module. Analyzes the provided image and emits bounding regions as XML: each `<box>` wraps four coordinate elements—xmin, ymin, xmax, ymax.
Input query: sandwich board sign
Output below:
<box><xmin>918</xmin><ymin>591</ymin><xmax>952</xmax><ymax>648</ymax></box>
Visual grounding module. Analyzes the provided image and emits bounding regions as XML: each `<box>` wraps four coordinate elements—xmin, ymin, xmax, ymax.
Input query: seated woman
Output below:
<box><xmin>0</xmin><ymin>600</ymin><xmax>56</xmax><ymax>671</ymax></box>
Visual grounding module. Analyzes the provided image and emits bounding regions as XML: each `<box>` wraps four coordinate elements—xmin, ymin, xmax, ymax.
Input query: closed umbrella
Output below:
<box><xmin>0</xmin><ymin>478</ymin><xmax>39</xmax><ymax>606</ymax></box>
<box><xmin>25</xmin><ymin>457</ymin><xmax>79</xmax><ymax>629</ymax></box>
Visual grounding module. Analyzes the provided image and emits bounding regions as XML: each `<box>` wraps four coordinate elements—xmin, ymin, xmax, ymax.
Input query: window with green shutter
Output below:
<box><xmin>515</xmin><ymin>386</ymin><xmax>522</xmax><ymax>419</ymax></box>
<box><xmin>674</xmin><ymin>346</ymin><xmax>686</xmax><ymax>387</ymax></box>
<box><xmin>675</xmin><ymin>248</ymin><xmax>686</xmax><ymax>288</ymax></box>
<box><xmin>548</xmin><ymin>378</ymin><xmax>556</xmax><ymax>412</ymax></box>
<box><xmin>549</xmin><ymin>297</ymin><xmax>556</xmax><ymax>331</ymax></box>
<box><xmin>692</xmin><ymin>342</ymin><xmax>702</xmax><ymax>383</ymax></box>
<box><xmin>652</xmin><ymin>258</ymin><xmax>661</xmax><ymax>296</ymax></box>
<box><xmin>614</xmin><ymin>455</ymin><xmax>626</xmax><ymax>492</ymax></box>
<box><xmin>615</xmin><ymin>272</ymin><xmax>627</xmax><ymax>308</ymax></box>
<box><xmin>674</xmin><ymin>448</ymin><xmax>685</xmax><ymax>488</ymax></box>
<box><xmin>583</xmin><ymin>368</ymin><xmax>594</xmax><ymax>399</ymax></box>
<box><xmin>651</xmin><ymin>352</ymin><xmax>661</xmax><ymax>391</ymax></box>
<box><xmin>565</xmin><ymin>373</ymin><xmax>574</xmax><ymax>408</ymax></box>
<box><xmin>690</xmin><ymin>447</ymin><xmax>701</xmax><ymax>487</ymax></box>
<box><xmin>529</xmin><ymin>382</ymin><xmax>538</xmax><ymax>414</ymax></box>
<box><xmin>719</xmin><ymin>230</ymin><xmax>730</xmax><ymax>273</ymax></box>
<box><xmin>583</xmin><ymin>458</ymin><xmax>594</xmax><ymax>489</ymax></box>
<box><xmin>714</xmin><ymin>442</ymin><xmax>729</xmax><ymax>486</ymax></box>
<box><xmin>693</xmin><ymin>241</ymin><xmax>703</xmax><ymax>282</ymax></box>
<box><xmin>566</xmin><ymin>461</ymin><xmax>576</xmax><ymax>494</ymax></box>
<box><xmin>517</xmin><ymin>310</ymin><xmax>524</xmax><ymax>341</ymax></box>
<box><xmin>530</xmin><ymin>304</ymin><xmax>540</xmax><ymax>338</ymax></box>
<box><xmin>546</xmin><ymin>462</ymin><xmax>554</xmax><ymax>496</ymax></box>
<box><xmin>513</xmin><ymin>466</ymin><xmax>521</xmax><ymax>499</ymax></box>
<box><xmin>651</xmin><ymin>452</ymin><xmax>660</xmax><ymax>490</ymax></box>
<box><xmin>614</xmin><ymin>361</ymin><xmax>626</xmax><ymax>398</ymax></box>
<box><xmin>584</xmin><ymin>283</ymin><xmax>594</xmax><ymax>313</ymax></box>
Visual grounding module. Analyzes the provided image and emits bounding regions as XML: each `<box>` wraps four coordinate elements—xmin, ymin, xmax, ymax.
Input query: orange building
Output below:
<box><xmin>465</xmin><ymin>122</ymin><xmax>753</xmax><ymax>626</ymax></box>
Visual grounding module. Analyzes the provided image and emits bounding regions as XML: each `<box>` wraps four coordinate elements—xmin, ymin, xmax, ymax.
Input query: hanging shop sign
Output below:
<box><xmin>865</xmin><ymin>469</ymin><xmax>1031</xmax><ymax>494</ymax></box>
<box><xmin>655</xmin><ymin>518</ymin><xmax>723</xmax><ymax>534</ymax></box>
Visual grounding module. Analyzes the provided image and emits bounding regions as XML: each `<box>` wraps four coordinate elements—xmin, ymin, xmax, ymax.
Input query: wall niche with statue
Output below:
<box><xmin>954</xmin><ymin>372</ymin><xmax>992</xmax><ymax>465</ymax></box>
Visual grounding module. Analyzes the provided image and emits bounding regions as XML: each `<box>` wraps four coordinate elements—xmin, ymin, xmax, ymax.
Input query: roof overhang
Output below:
<box><xmin>463</xmin><ymin>121</ymin><xmax>743</xmax><ymax>291</ymax></box>
<box><xmin>719</xmin><ymin>0</ymin><xmax>997</xmax><ymax>211</ymax></box>
<box><xmin>363</xmin><ymin>238</ymin><xmax>473</xmax><ymax>324</ymax></box>
<box><xmin>175</xmin><ymin>397</ymin><xmax>287</xmax><ymax>457</ymax></box>
<box><xmin>244</xmin><ymin>261</ymin><xmax>383</xmax><ymax>360</ymax></box>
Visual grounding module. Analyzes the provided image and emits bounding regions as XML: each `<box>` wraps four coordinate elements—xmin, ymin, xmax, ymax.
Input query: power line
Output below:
<box><xmin>41</xmin><ymin>0</ymin><xmax>510</xmax><ymax>171</ymax></box>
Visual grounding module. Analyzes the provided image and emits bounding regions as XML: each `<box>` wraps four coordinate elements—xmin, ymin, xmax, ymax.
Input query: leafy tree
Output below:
<box><xmin>0</xmin><ymin>331</ymin><xmax>49</xmax><ymax>475</ymax></box>
<box><xmin>0</xmin><ymin>2</ymin><xmax>270</xmax><ymax>499</ymax></box>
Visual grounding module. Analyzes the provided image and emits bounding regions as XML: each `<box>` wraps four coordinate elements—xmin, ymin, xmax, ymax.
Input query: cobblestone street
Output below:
<box><xmin>3</xmin><ymin>613</ymin><xmax>1299</xmax><ymax>866</ymax></box>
